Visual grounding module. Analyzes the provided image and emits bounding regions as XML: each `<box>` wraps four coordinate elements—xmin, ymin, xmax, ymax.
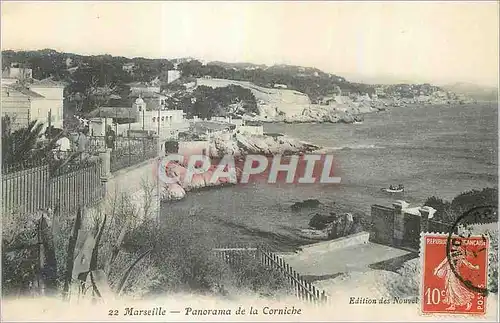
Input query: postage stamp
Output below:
<box><xmin>420</xmin><ymin>233</ymin><xmax>489</xmax><ymax>315</ymax></box>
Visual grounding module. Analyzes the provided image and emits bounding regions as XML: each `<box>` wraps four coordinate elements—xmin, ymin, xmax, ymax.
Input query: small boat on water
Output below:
<box><xmin>381</xmin><ymin>184</ymin><xmax>405</xmax><ymax>193</ymax></box>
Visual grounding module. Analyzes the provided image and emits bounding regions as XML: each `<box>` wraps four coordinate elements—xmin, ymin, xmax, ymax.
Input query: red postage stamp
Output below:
<box><xmin>420</xmin><ymin>233</ymin><xmax>489</xmax><ymax>315</ymax></box>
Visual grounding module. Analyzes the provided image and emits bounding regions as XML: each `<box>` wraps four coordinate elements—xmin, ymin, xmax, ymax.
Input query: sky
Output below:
<box><xmin>1</xmin><ymin>1</ymin><xmax>499</xmax><ymax>87</ymax></box>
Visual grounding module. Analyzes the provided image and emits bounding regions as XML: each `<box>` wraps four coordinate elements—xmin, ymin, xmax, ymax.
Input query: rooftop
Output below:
<box><xmin>192</xmin><ymin>121</ymin><xmax>236</xmax><ymax>133</ymax></box>
<box><xmin>86</xmin><ymin>107</ymin><xmax>138</xmax><ymax>119</ymax></box>
<box><xmin>127</xmin><ymin>82</ymin><xmax>159</xmax><ymax>88</ymax></box>
<box><xmin>30</xmin><ymin>78</ymin><xmax>66</xmax><ymax>88</ymax></box>
<box><xmin>5</xmin><ymin>84</ymin><xmax>45</xmax><ymax>98</ymax></box>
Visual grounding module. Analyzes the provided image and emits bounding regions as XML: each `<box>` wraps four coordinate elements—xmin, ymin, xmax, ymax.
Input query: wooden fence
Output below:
<box><xmin>2</xmin><ymin>160</ymin><xmax>104</xmax><ymax>216</ymax></box>
<box><xmin>213</xmin><ymin>247</ymin><xmax>328</xmax><ymax>305</ymax></box>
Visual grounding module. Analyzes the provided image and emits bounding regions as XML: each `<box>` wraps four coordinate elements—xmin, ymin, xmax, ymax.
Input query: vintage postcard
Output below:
<box><xmin>1</xmin><ymin>1</ymin><xmax>498</xmax><ymax>322</ymax></box>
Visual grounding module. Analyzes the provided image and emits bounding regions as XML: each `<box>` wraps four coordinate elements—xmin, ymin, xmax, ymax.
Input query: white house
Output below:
<box><xmin>128</xmin><ymin>82</ymin><xmax>161</xmax><ymax>96</ymax></box>
<box><xmin>28</xmin><ymin>78</ymin><xmax>66</xmax><ymax>129</ymax></box>
<box><xmin>210</xmin><ymin>116</ymin><xmax>245</xmax><ymax>127</ymax></box>
<box><xmin>1</xmin><ymin>78</ymin><xmax>65</xmax><ymax>131</ymax></box>
<box><xmin>122</xmin><ymin>62</ymin><xmax>135</xmax><ymax>73</ymax></box>
<box><xmin>1</xmin><ymin>83</ymin><xmax>44</xmax><ymax>130</ymax></box>
<box><xmin>87</xmin><ymin>97</ymin><xmax>189</xmax><ymax>139</ymax></box>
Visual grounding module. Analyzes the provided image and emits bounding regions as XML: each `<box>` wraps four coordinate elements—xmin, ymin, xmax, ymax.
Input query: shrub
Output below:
<box><xmin>425</xmin><ymin>188</ymin><xmax>498</xmax><ymax>223</ymax></box>
<box><xmin>309</xmin><ymin>212</ymin><xmax>337</xmax><ymax>230</ymax></box>
<box><xmin>121</xmin><ymin>211</ymin><xmax>294</xmax><ymax>298</ymax></box>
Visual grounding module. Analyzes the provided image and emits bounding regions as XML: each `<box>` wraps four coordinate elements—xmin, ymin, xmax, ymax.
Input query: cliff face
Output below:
<box><xmin>195</xmin><ymin>78</ymin><xmax>477</xmax><ymax>124</ymax></box>
<box><xmin>196</xmin><ymin>78</ymin><xmax>311</xmax><ymax>118</ymax></box>
<box><xmin>160</xmin><ymin>132</ymin><xmax>320</xmax><ymax>201</ymax></box>
<box><xmin>243</xmin><ymin>93</ymin><xmax>384</xmax><ymax>123</ymax></box>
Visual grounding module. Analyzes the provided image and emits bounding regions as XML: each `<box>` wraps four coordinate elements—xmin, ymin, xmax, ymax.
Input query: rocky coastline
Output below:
<box><xmin>160</xmin><ymin>133</ymin><xmax>321</xmax><ymax>201</ymax></box>
<box><xmin>243</xmin><ymin>92</ymin><xmax>476</xmax><ymax>124</ymax></box>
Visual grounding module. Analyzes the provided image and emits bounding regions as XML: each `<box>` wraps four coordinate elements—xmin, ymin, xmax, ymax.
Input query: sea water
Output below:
<box><xmin>161</xmin><ymin>103</ymin><xmax>498</xmax><ymax>250</ymax></box>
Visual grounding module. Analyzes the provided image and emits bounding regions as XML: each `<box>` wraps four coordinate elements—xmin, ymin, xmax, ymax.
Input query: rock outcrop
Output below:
<box><xmin>244</xmin><ymin>94</ymin><xmax>386</xmax><ymax>124</ymax></box>
<box><xmin>300</xmin><ymin>211</ymin><xmax>361</xmax><ymax>241</ymax></box>
<box><xmin>291</xmin><ymin>199</ymin><xmax>321</xmax><ymax>211</ymax></box>
<box><xmin>160</xmin><ymin>133</ymin><xmax>321</xmax><ymax>202</ymax></box>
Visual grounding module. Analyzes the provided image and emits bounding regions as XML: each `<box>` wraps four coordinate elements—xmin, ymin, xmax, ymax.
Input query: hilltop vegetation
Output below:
<box><xmin>2</xmin><ymin>49</ymin><xmax>466</xmax><ymax>121</ymax></box>
<box><xmin>177</xmin><ymin>60</ymin><xmax>370</xmax><ymax>103</ymax></box>
<box><xmin>189</xmin><ymin>85</ymin><xmax>258</xmax><ymax>119</ymax></box>
<box><xmin>2</xmin><ymin>49</ymin><xmax>374</xmax><ymax>103</ymax></box>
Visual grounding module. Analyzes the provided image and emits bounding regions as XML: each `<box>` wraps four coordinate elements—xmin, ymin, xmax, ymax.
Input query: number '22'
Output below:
<box><xmin>108</xmin><ymin>310</ymin><xmax>118</xmax><ymax>316</ymax></box>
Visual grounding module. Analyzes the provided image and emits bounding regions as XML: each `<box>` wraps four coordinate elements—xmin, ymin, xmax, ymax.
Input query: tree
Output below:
<box><xmin>424</xmin><ymin>196</ymin><xmax>451</xmax><ymax>221</ymax></box>
<box><xmin>424</xmin><ymin>188</ymin><xmax>498</xmax><ymax>223</ymax></box>
<box><xmin>1</xmin><ymin>119</ymin><xmax>59</xmax><ymax>166</ymax></box>
<box><xmin>178</xmin><ymin>60</ymin><xmax>204</xmax><ymax>77</ymax></box>
<box><xmin>450</xmin><ymin>188</ymin><xmax>498</xmax><ymax>220</ymax></box>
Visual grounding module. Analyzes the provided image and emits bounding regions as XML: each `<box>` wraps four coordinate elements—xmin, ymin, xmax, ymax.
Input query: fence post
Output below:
<box><xmin>392</xmin><ymin>201</ymin><xmax>408</xmax><ymax>247</ymax></box>
<box><xmin>418</xmin><ymin>206</ymin><xmax>435</xmax><ymax>233</ymax></box>
<box><xmin>99</xmin><ymin>148</ymin><xmax>112</xmax><ymax>183</ymax></box>
<box><xmin>128</xmin><ymin>136</ymin><xmax>131</xmax><ymax>168</ymax></box>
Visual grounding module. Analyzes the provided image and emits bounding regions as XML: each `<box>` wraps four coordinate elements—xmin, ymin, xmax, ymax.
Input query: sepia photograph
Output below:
<box><xmin>1</xmin><ymin>1</ymin><xmax>498</xmax><ymax>321</ymax></box>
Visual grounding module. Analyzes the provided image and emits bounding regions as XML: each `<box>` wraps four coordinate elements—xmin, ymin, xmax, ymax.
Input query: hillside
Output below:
<box><xmin>207</xmin><ymin>61</ymin><xmax>267</xmax><ymax>70</ymax></box>
<box><xmin>1</xmin><ymin>49</ymin><xmax>476</xmax><ymax>123</ymax></box>
<box><xmin>196</xmin><ymin>78</ymin><xmax>310</xmax><ymax>118</ymax></box>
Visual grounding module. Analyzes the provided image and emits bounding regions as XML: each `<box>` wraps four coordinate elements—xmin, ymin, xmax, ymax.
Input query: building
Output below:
<box><xmin>1</xmin><ymin>78</ymin><xmax>65</xmax><ymax>131</ymax></box>
<box><xmin>138</xmin><ymin>92</ymin><xmax>169</xmax><ymax>111</ymax></box>
<box><xmin>1</xmin><ymin>83</ymin><xmax>44</xmax><ymax>130</ymax></box>
<box><xmin>88</xmin><ymin>117</ymin><xmax>113</xmax><ymax>136</ymax></box>
<box><xmin>65</xmin><ymin>57</ymin><xmax>73</xmax><ymax>68</ymax></box>
<box><xmin>67</xmin><ymin>66</ymin><xmax>79</xmax><ymax>74</ymax></box>
<box><xmin>122</xmin><ymin>62</ymin><xmax>135</xmax><ymax>73</ymax></box>
<box><xmin>86</xmin><ymin>97</ymin><xmax>188</xmax><ymax>139</ymax></box>
<box><xmin>167</xmin><ymin>70</ymin><xmax>181</xmax><ymax>84</ymax></box>
<box><xmin>183</xmin><ymin>81</ymin><xmax>196</xmax><ymax>90</ymax></box>
<box><xmin>86</xmin><ymin>106</ymin><xmax>138</xmax><ymax>136</ymax></box>
<box><xmin>2</xmin><ymin>62</ymin><xmax>32</xmax><ymax>80</ymax></box>
<box><xmin>190</xmin><ymin>121</ymin><xmax>235</xmax><ymax>139</ymax></box>
<box><xmin>28</xmin><ymin>78</ymin><xmax>66</xmax><ymax>129</ymax></box>
<box><xmin>210</xmin><ymin>116</ymin><xmax>245</xmax><ymax>127</ymax></box>
<box><xmin>128</xmin><ymin>82</ymin><xmax>161</xmax><ymax>96</ymax></box>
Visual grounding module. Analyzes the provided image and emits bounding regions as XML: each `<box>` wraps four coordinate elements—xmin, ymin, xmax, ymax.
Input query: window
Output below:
<box><xmin>152</xmin><ymin>117</ymin><xmax>156</xmax><ymax>122</ymax></box>
<box><xmin>161</xmin><ymin>116</ymin><xmax>165</xmax><ymax>122</ymax></box>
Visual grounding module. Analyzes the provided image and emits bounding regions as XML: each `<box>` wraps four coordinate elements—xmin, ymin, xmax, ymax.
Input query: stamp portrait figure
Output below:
<box><xmin>433</xmin><ymin>245</ymin><xmax>480</xmax><ymax>311</ymax></box>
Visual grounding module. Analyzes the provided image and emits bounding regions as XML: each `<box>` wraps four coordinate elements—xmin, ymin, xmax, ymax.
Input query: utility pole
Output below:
<box><xmin>48</xmin><ymin>109</ymin><xmax>52</xmax><ymax>130</ymax></box>
<box><xmin>157</xmin><ymin>99</ymin><xmax>161</xmax><ymax>137</ymax></box>
<box><xmin>115</xmin><ymin>106</ymin><xmax>118</xmax><ymax>136</ymax></box>
<box><xmin>157</xmin><ymin>95</ymin><xmax>161</xmax><ymax>157</ymax></box>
